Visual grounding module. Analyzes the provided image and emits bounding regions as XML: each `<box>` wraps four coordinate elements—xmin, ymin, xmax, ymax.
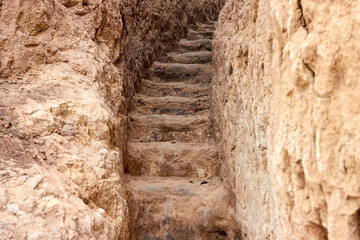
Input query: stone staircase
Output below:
<box><xmin>125</xmin><ymin>22</ymin><xmax>237</xmax><ymax>240</ymax></box>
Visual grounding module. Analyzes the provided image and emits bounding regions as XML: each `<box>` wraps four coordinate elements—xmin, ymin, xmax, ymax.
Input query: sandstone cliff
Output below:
<box><xmin>0</xmin><ymin>0</ymin><xmax>223</xmax><ymax>239</ymax></box>
<box><xmin>212</xmin><ymin>0</ymin><xmax>360</xmax><ymax>239</ymax></box>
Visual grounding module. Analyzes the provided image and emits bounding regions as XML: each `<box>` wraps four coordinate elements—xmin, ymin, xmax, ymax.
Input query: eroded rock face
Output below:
<box><xmin>212</xmin><ymin>0</ymin><xmax>360</xmax><ymax>239</ymax></box>
<box><xmin>0</xmin><ymin>1</ymin><xmax>129</xmax><ymax>239</ymax></box>
<box><xmin>0</xmin><ymin>0</ymin><xmax>224</xmax><ymax>239</ymax></box>
<box><xmin>212</xmin><ymin>1</ymin><xmax>274</xmax><ymax>239</ymax></box>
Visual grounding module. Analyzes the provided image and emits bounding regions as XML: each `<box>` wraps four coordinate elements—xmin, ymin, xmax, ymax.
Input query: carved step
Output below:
<box><xmin>150</xmin><ymin>62</ymin><xmax>212</xmax><ymax>83</ymax></box>
<box><xmin>178</xmin><ymin>39</ymin><xmax>213</xmax><ymax>51</ymax></box>
<box><xmin>125</xmin><ymin>142</ymin><xmax>219</xmax><ymax>178</ymax></box>
<box><xmin>187</xmin><ymin>29</ymin><xmax>214</xmax><ymax>40</ymax></box>
<box><xmin>126</xmin><ymin>175</ymin><xmax>236</xmax><ymax>240</ymax></box>
<box><xmin>196</xmin><ymin>23</ymin><xmax>215</xmax><ymax>31</ymax></box>
<box><xmin>132</xmin><ymin>94</ymin><xmax>209</xmax><ymax>115</ymax></box>
<box><xmin>128</xmin><ymin>113</ymin><xmax>212</xmax><ymax>143</ymax></box>
<box><xmin>168</xmin><ymin>51</ymin><xmax>212</xmax><ymax>64</ymax></box>
<box><xmin>138</xmin><ymin>79</ymin><xmax>211</xmax><ymax>98</ymax></box>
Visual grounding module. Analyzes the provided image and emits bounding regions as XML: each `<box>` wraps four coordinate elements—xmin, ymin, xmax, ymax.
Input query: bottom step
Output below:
<box><xmin>126</xmin><ymin>176</ymin><xmax>238</xmax><ymax>240</ymax></box>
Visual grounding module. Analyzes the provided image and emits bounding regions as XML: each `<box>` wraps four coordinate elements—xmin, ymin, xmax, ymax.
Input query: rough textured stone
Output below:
<box><xmin>126</xmin><ymin>176</ymin><xmax>237</xmax><ymax>240</ymax></box>
<box><xmin>212</xmin><ymin>0</ymin><xmax>360</xmax><ymax>239</ymax></box>
<box><xmin>212</xmin><ymin>1</ymin><xmax>274</xmax><ymax>239</ymax></box>
<box><xmin>0</xmin><ymin>0</ymin><xmax>224</xmax><ymax>239</ymax></box>
<box><xmin>60</xmin><ymin>124</ymin><xmax>78</xmax><ymax>136</ymax></box>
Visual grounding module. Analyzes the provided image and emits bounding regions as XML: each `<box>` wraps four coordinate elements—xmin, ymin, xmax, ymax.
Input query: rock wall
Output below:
<box><xmin>212</xmin><ymin>0</ymin><xmax>360</xmax><ymax>239</ymax></box>
<box><xmin>0</xmin><ymin>0</ymin><xmax>224</xmax><ymax>239</ymax></box>
<box><xmin>212</xmin><ymin>1</ymin><xmax>274</xmax><ymax>239</ymax></box>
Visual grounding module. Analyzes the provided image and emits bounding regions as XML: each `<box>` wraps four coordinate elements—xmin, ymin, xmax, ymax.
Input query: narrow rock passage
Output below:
<box><xmin>125</xmin><ymin>22</ymin><xmax>236</xmax><ymax>239</ymax></box>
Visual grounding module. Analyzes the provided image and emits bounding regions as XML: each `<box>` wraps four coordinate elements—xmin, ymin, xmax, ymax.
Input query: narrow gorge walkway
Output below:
<box><xmin>125</xmin><ymin>22</ymin><xmax>236</xmax><ymax>239</ymax></box>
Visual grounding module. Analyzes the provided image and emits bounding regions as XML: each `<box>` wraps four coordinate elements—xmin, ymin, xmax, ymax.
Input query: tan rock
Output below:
<box><xmin>212</xmin><ymin>0</ymin><xmax>360</xmax><ymax>239</ymax></box>
<box><xmin>0</xmin><ymin>0</ymin><xmax>225</xmax><ymax>239</ymax></box>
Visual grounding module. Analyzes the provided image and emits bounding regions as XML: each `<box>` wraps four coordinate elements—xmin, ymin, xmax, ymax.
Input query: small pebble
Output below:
<box><xmin>60</xmin><ymin>124</ymin><xmax>77</xmax><ymax>136</ymax></box>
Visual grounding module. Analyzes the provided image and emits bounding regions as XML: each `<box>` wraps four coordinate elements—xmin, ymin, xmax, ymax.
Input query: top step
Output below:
<box><xmin>186</xmin><ymin>29</ymin><xmax>214</xmax><ymax>40</ymax></box>
<box><xmin>178</xmin><ymin>39</ymin><xmax>213</xmax><ymax>52</ymax></box>
<box><xmin>195</xmin><ymin>23</ymin><xmax>215</xmax><ymax>31</ymax></box>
